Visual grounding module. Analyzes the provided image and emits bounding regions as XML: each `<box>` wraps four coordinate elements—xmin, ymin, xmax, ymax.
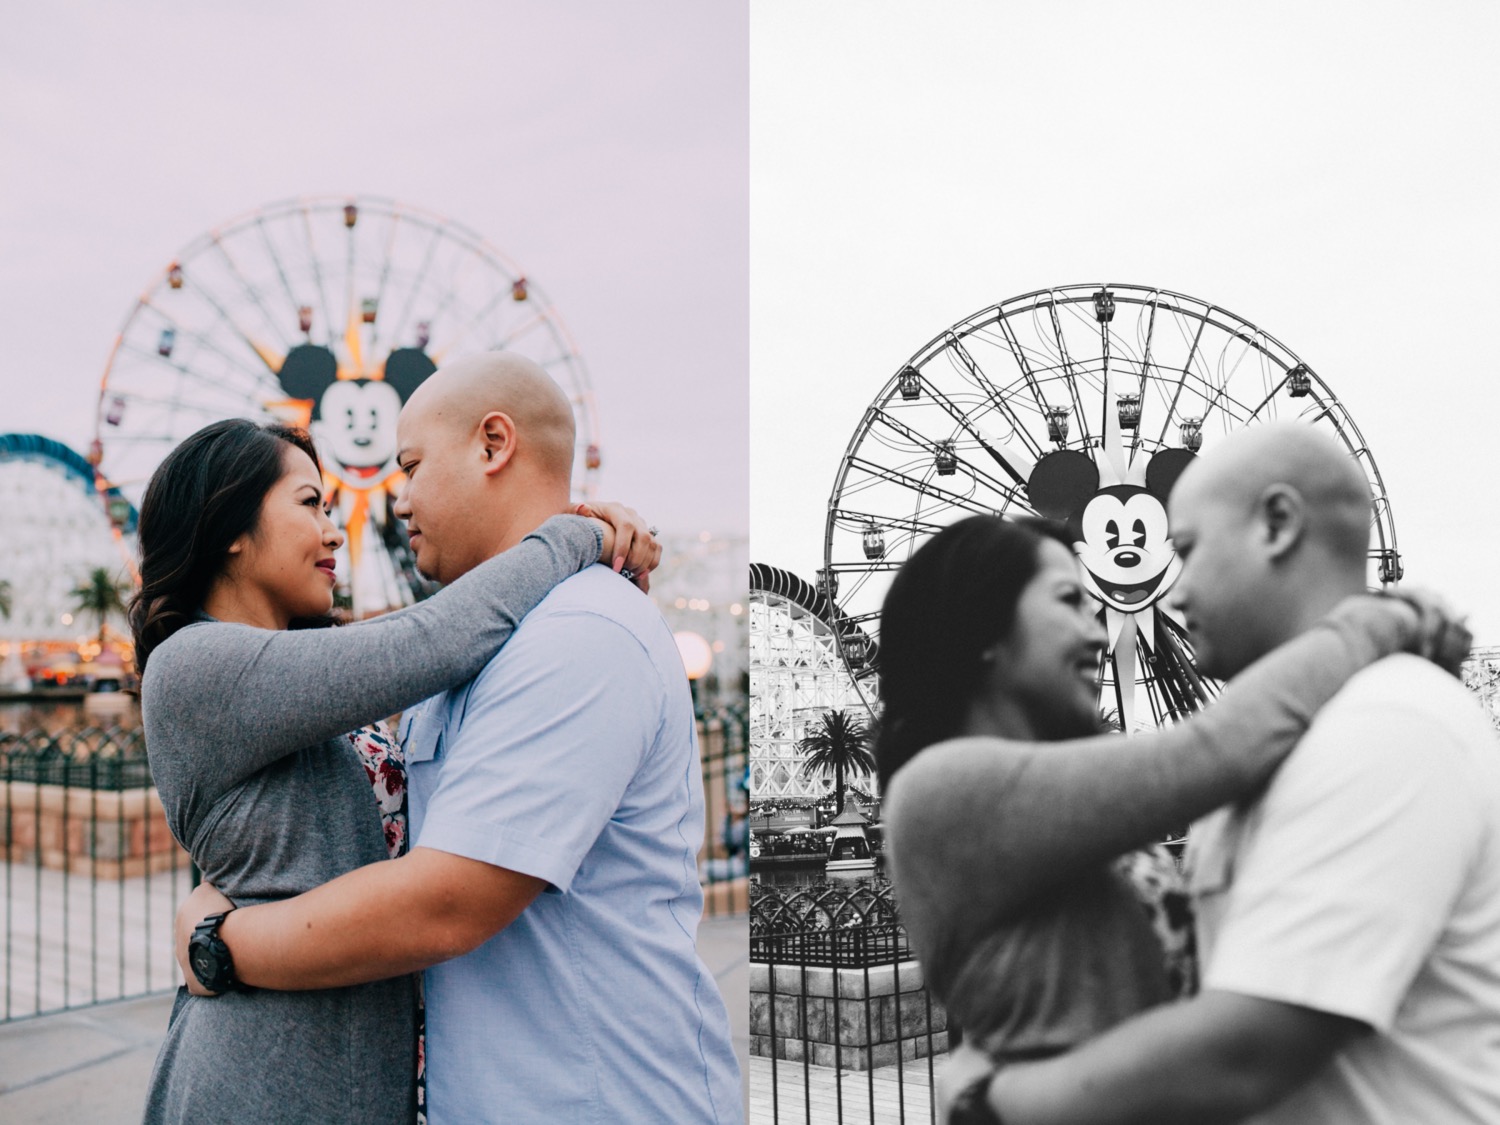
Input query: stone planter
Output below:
<box><xmin>750</xmin><ymin>957</ymin><xmax>948</xmax><ymax>1070</ymax></box>
<box><xmin>0</xmin><ymin>782</ymin><xmax>188</xmax><ymax>878</ymax></box>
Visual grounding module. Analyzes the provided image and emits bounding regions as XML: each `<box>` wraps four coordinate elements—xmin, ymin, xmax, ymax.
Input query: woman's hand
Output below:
<box><xmin>1388</xmin><ymin>586</ymin><xmax>1472</xmax><ymax>677</ymax></box>
<box><xmin>575</xmin><ymin>501</ymin><xmax>662</xmax><ymax>592</ymax></box>
<box><xmin>175</xmin><ymin>880</ymin><xmax>234</xmax><ymax>996</ymax></box>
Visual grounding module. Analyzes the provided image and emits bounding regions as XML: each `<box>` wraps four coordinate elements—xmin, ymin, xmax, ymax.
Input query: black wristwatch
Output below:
<box><xmin>188</xmin><ymin>909</ymin><xmax>252</xmax><ymax>994</ymax></box>
<box><xmin>950</xmin><ymin>1069</ymin><xmax>1003</xmax><ymax>1125</ymax></box>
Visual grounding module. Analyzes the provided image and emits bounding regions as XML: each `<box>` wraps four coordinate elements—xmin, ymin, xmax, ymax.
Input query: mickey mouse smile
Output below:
<box><xmin>1088</xmin><ymin>571</ymin><xmax>1168</xmax><ymax>607</ymax></box>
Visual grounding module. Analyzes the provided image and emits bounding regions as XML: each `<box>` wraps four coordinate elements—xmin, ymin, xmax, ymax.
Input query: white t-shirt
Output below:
<box><xmin>1187</xmin><ymin>654</ymin><xmax>1500</xmax><ymax>1124</ymax></box>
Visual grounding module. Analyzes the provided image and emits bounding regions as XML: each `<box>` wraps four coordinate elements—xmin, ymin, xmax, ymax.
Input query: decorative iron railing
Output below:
<box><xmin>1</xmin><ymin>707</ymin><xmax>748</xmax><ymax>1024</ymax></box>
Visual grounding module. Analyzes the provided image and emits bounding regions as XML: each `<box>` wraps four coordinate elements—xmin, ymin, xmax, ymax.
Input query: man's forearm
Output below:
<box><xmin>215</xmin><ymin>847</ymin><xmax>543</xmax><ymax>990</ymax></box>
<box><xmin>983</xmin><ymin>991</ymin><xmax>1366</xmax><ymax>1125</ymax></box>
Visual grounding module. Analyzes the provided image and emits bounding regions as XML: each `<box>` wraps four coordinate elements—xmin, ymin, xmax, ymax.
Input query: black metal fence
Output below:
<box><xmin>0</xmin><ymin>708</ymin><xmax>748</xmax><ymax>1025</ymax></box>
<box><xmin>750</xmin><ymin>883</ymin><xmax>946</xmax><ymax>1124</ymax></box>
<box><xmin>0</xmin><ymin>725</ymin><xmax>193</xmax><ymax>1023</ymax></box>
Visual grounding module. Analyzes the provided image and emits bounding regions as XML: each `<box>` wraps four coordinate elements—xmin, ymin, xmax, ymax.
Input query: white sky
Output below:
<box><xmin>751</xmin><ymin>1</ymin><xmax>1500</xmax><ymax>642</ymax></box>
<box><xmin>0</xmin><ymin>1</ymin><xmax>746</xmax><ymax>538</ymax></box>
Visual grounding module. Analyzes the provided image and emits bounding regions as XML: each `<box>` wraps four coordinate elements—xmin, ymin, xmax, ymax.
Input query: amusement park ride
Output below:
<box><xmin>87</xmin><ymin>195</ymin><xmax>600</xmax><ymax>617</ymax></box>
<box><xmin>751</xmin><ymin>284</ymin><xmax>1406</xmax><ymax>875</ymax></box>
<box><xmin>820</xmin><ymin>283</ymin><xmax>1402</xmax><ymax>735</ymax></box>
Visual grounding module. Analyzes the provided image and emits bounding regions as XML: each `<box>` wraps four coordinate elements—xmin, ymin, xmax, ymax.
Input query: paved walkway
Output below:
<box><xmin>0</xmin><ymin>914</ymin><xmax>749</xmax><ymax>1123</ymax></box>
<box><xmin>749</xmin><ymin>1055</ymin><xmax>937</xmax><ymax>1124</ymax></box>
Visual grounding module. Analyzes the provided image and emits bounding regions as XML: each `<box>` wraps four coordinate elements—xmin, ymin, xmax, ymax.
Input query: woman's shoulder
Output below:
<box><xmin>886</xmin><ymin>736</ymin><xmax>1037</xmax><ymax>831</ymax></box>
<box><xmin>142</xmin><ymin>620</ymin><xmax>255</xmax><ymax>694</ymax></box>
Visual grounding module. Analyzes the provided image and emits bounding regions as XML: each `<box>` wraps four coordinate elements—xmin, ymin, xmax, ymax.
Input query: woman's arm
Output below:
<box><xmin>888</xmin><ymin>596</ymin><xmax>1419</xmax><ymax>943</ymax></box>
<box><xmin>145</xmin><ymin>514</ymin><xmax>602</xmax><ymax>795</ymax></box>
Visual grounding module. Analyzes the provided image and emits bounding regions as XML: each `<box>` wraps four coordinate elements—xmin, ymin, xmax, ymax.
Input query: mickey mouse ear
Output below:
<box><xmin>1145</xmin><ymin>447</ymin><xmax>1197</xmax><ymax>502</ymax></box>
<box><xmin>277</xmin><ymin>344</ymin><xmax>339</xmax><ymax>405</ymax></box>
<box><xmin>383</xmin><ymin>347</ymin><xmax>437</xmax><ymax>403</ymax></box>
<box><xmin>1027</xmin><ymin>450</ymin><xmax>1099</xmax><ymax>520</ymax></box>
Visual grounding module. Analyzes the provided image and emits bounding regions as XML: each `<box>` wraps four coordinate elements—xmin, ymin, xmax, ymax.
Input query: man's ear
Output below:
<box><xmin>478</xmin><ymin>411</ymin><xmax>517</xmax><ymax>476</ymax></box>
<box><xmin>1259</xmin><ymin>484</ymin><xmax>1305</xmax><ymax>561</ymax></box>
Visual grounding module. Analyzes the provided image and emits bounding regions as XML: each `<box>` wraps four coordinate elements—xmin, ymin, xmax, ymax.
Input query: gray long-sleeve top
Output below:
<box><xmin>140</xmin><ymin>515</ymin><xmax>601</xmax><ymax>1125</ymax></box>
<box><xmin>885</xmin><ymin>596</ymin><xmax>1416</xmax><ymax>1056</ymax></box>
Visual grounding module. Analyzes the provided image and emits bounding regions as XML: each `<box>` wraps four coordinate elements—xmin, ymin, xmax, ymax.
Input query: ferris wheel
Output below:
<box><xmin>91</xmin><ymin>194</ymin><xmax>601</xmax><ymax>615</ymax></box>
<box><xmin>824</xmin><ymin>283</ymin><xmax>1401</xmax><ymax>732</ymax></box>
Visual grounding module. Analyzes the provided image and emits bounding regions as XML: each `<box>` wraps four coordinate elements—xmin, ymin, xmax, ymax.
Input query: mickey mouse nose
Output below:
<box><xmin>1115</xmin><ymin>550</ymin><xmax>1142</xmax><ymax>568</ymax></box>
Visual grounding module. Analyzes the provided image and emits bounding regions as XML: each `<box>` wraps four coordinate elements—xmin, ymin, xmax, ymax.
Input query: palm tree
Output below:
<box><xmin>71</xmin><ymin>568</ymin><xmax>130</xmax><ymax>646</ymax></box>
<box><xmin>797</xmin><ymin>708</ymin><xmax>875</xmax><ymax>816</ymax></box>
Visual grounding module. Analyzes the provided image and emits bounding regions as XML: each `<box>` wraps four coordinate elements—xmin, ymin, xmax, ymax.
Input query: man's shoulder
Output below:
<box><xmin>1322</xmin><ymin>654</ymin><xmax>1493</xmax><ymax>750</ymax></box>
<box><xmin>466</xmin><ymin>565</ymin><xmax>677</xmax><ymax>690</ymax></box>
<box><xmin>1262</xmin><ymin>654</ymin><xmax>1499</xmax><ymax>812</ymax></box>
<box><xmin>528</xmin><ymin>564</ymin><xmax>661</xmax><ymax>630</ymax></box>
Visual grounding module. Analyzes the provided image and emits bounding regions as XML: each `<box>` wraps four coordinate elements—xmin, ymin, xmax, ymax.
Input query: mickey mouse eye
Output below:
<box><xmin>1105</xmin><ymin>519</ymin><xmax>1120</xmax><ymax>550</ymax></box>
<box><xmin>1131</xmin><ymin>518</ymin><xmax>1147</xmax><ymax>547</ymax></box>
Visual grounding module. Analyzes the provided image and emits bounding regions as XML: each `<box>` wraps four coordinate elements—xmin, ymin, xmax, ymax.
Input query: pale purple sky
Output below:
<box><xmin>0</xmin><ymin>1</ymin><xmax>746</xmax><ymax>537</ymax></box>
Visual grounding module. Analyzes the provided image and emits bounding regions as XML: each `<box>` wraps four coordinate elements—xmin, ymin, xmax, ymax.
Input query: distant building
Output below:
<box><xmin>749</xmin><ymin>563</ymin><xmax>875</xmax><ymax>800</ymax></box>
<box><xmin>1462</xmin><ymin>646</ymin><xmax>1500</xmax><ymax>732</ymax></box>
<box><xmin>0</xmin><ymin>435</ymin><xmax>135</xmax><ymax>656</ymax></box>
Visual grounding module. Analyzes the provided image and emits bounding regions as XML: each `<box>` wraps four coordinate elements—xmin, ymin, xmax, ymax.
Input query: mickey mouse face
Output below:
<box><xmin>319</xmin><ymin>380</ymin><xmax>403</xmax><ymax>477</ymax></box>
<box><xmin>273</xmin><ymin>343</ymin><xmax>436</xmax><ymax>491</ymax></box>
<box><xmin>1027</xmin><ymin>447</ymin><xmax>1196</xmax><ymax>615</ymax></box>
<box><xmin>1075</xmin><ymin>486</ymin><xmax>1175</xmax><ymax>611</ymax></box>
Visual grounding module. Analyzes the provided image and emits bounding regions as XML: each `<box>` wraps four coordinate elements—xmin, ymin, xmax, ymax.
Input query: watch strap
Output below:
<box><xmin>190</xmin><ymin>907</ymin><xmax>252</xmax><ymax>993</ymax></box>
<box><xmin>950</xmin><ymin>1068</ymin><xmax>1003</xmax><ymax>1125</ymax></box>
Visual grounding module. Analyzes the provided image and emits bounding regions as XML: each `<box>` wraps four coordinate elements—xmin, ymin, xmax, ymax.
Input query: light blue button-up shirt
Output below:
<box><xmin>402</xmin><ymin>564</ymin><xmax>742</xmax><ymax>1123</ymax></box>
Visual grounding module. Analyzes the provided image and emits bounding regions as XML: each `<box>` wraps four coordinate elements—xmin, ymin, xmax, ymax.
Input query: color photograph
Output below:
<box><xmin>1</xmin><ymin>4</ymin><xmax>748</xmax><ymax>1122</ymax></box>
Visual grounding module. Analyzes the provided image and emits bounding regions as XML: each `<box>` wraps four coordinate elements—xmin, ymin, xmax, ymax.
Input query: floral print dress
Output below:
<box><xmin>347</xmin><ymin>722</ymin><xmax>426</xmax><ymax>1125</ymax></box>
<box><xmin>1114</xmin><ymin>844</ymin><xmax>1198</xmax><ymax>998</ymax></box>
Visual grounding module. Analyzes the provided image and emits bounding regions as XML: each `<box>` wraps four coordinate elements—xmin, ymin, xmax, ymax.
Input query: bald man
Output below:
<box><xmin>955</xmin><ymin>424</ymin><xmax>1500</xmax><ymax>1123</ymax></box>
<box><xmin>178</xmin><ymin>354</ymin><xmax>743</xmax><ymax>1123</ymax></box>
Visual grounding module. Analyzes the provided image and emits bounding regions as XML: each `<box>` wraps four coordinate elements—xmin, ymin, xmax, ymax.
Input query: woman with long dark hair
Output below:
<box><xmin>878</xmin><ymin>515</ymin><xmax>1455</xmax><ymax>1122</ymax></box>
<box><xmin>131</xmin><ymin>418</ymin><xmax>655</xmax><ymax>1123</ymax></box>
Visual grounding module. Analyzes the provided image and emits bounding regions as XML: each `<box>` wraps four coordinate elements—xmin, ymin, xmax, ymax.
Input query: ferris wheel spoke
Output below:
<box><xmin>341</xmin><ymin>215</ymin><xmax>360</xmax><ymax>360</ymax></box>
<box><xmin>299</xmin><ymin>207</ymin><xmax>338</xmax><ymax>354</ymax></box>
<box><xmin>104</xmin><ymin>375</ymin><xmax>258</xmax><ymax>416</ymax></box>
<box><xmin>918</xmin><ymin>384</ymin><xmax>1038</xmax><ymax>485</ymax></box>
<box><xmin>255</xmin><ymin>218</ymin><xmax>304</xmax><ymax>329</ymax></box>
<box><xmin>1150</xmin><ymin>309</ymin><xmax>1210</xmax><ymax>449</ymax></box>
<box><xmin>127</xmin><ymin>311</ymin><xmax>280</xmax><ymax>391</ymax></box>
<box><xmin>830</xmin><ymin>507</ymin><xmax>946</xmax><ymax>540</ymax></box>
<box><xmin>410</xmin><ymin>247</ymin><xmax>483</xmax><ymax>354</ymax></box>
<box><xmin>941</xmin><ymin>334</ymin><xmax>1047</xmax><ymax>464</ymax></box>
<box><xmin>1044</xmin><ymin>300</ymin><xmax>1095</xmax><ymax>449</ymax></box>
<box><xmin>172</xmin><ymin>271</ymin><xmax>283</xmax><ymax>375</ymax></box>
<box><xmin>1155</xmin><ymin>613</ymin><xmax>1215</xmax><ymax>706</ymax></box>
<box><xmin>867</xmin><ymin>408</ymin><xmax>1029</xmax><ymax>505</ymax></box>
<box><xmin>362</xmin><ymin>209</ymin><xmax>405</xmax><ymax>358</ymax></box>
<box><xmin>942</xmin><ymin>331</ymin><xmax>1011</xmax><ymax>415</ymax></box>
<box><xmin>442</xmin><ymin>275</ymin><xmax>523</xmax><ymax>352</ymax></box>
<box><xmin>844</xmin><ymin>455</ymin><xmax>1008</xmax><ymax>518</ymax></box>
<box><xmin>387</xmin><ymin>223</ymin><xmax>446</xmax><ymax>353</ymax></box>
<box><xmin>990</xmin><ymin>312</ymin><xmax>1059</xmax><ymax>421</ymax></box>
<box><xmin>117</xmin><ymin>341</ymin><xmax>276</xmax><ymax>406</ymax></box>
<box><xmin>490</xmin><ymin>311</ymin><xmax>552</xmax><ymax>353</ymax></box>
<box><xmin>209</xmin><ymin>236</ymin><xmax>295</xmax><ymax>352</ymax></box>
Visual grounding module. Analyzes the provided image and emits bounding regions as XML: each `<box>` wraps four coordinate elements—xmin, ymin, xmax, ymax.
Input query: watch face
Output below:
<box><xmin>190</xmin><ymin>944</ymin><xmax>216</xmax><ymax>983</ymax></box>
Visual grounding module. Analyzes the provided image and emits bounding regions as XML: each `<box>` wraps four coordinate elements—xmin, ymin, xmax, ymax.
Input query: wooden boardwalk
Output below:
<box><xmin>750</xmin><ymin>1054</ymin><xmax>938</xmax><ymax>1124</ymax></box>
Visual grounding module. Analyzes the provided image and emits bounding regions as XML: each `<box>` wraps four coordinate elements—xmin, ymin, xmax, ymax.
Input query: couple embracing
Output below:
<box><xmin>133</xmin><ymin>353</ymin><xmax>741</xmax><ymax>1123</ymax></box>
